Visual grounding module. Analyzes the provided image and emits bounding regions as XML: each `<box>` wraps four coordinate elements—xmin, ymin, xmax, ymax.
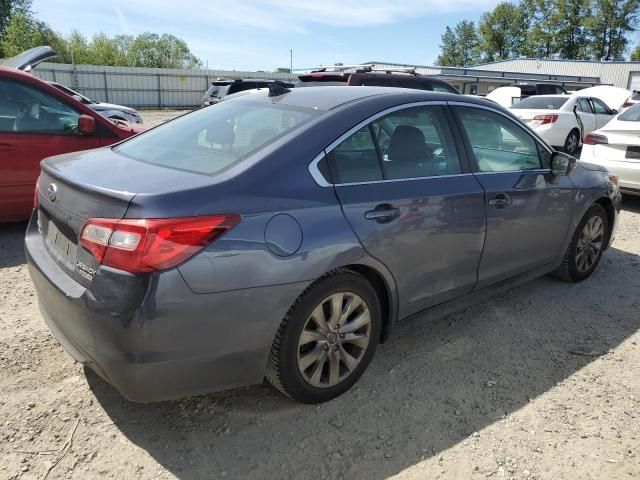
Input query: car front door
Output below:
<box><xmin>324</xmin><ymin>103</ymin><xmax>486</xmax><ymax>319</ymax></box>
<box><xmin>452</xmin><ymin>103</ymin><xmax>574</xmax><ymax>289</ymax></box>
<box><xmin>0</xmin><ymin>78</ymin><xmax>109</xmax><ymax>221</ymax></box>
<box><xmin>575</xmin><ymin>97</ymin><xmax>597</xmax><ymax>136</ymax></box>
<box><xmin>590</xmin><ymin>97</ymin><xmax>614</xmax><ymax>129</ymax></box>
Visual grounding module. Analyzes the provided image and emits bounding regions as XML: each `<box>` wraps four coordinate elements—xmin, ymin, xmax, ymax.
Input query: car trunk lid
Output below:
<box><xmin>36</xmin><ymin>147</ymin><xmax>212</xmax><ymax>286</ymax></box>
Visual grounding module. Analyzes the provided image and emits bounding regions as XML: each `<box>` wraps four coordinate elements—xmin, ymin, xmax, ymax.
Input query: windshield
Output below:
<box><xmin>115</xmin><ymin>100</ymin><xmax>322</xmax><ymax>175</ymax></box>
<box><xmin>618</xmin><ymin>102</ymin><xmax>640</xmax><ymax>121</ymax></box>
<box><xmin>511</xmin><ymin>97</ymin><xmax>568</xmax><ymax>109</ymax></box>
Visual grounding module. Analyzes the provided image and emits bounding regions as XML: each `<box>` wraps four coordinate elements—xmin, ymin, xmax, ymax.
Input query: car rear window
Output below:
<box><xmin>511</xmin><ymin>97</ymin><xmax>568</xmax><ymax>109</ymax></box>
<box><xmin>618</xmin><ymin>102</ymin><xmax>640</xmax><ymax>121</ymax></box>
<box><xmin>115</xmin><ymin>100</ymin><xmax>322</xmax><ymax>175</ymax></box>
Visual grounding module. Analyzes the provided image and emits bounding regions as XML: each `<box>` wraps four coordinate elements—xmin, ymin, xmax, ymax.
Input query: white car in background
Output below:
<box><xmin>47</xmin><ymin>81</ymin><xmax>143</xmax><ymax>124</ymax></box>
<box><xmin>510</xmin><ymin>95</ymin><xmax>618</xmax><ymax>154</ymax></box>
<box><xmin>580</xmin><ymin>103</ymin><xmax>640</xmax><ymax>196</ymax></box>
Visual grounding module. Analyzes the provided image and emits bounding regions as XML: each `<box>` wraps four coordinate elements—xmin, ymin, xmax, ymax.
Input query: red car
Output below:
<box><xmin>0</xmin><ymin>47</ymin><xmax>145</xmax><ymax>222</ymax></box>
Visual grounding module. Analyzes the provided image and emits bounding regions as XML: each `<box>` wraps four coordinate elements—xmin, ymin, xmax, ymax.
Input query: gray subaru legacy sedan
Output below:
<box><xmin>26</xmin><ymin>86</ymin><xmax>621</xmax><ymax>404</ymax></box>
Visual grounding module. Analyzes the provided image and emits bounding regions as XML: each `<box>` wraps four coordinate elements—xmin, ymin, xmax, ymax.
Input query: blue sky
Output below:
<box><xmin>32</xmin><ymin>0</ymin><xmax>501</xmax><ymax>71</ymax></box>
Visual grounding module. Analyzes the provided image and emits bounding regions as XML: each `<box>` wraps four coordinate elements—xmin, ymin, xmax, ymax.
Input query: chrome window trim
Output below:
<box><xmin>473</xmin><ymin>168</ymin><xmax>552</xmax><ymax>175</ymax></box>
<box><xmin>308</xmin><ymin>101</ymin><xmax>449</xmax><ymax>187</ymax></box>
<box><xmin>334</xmin><ymin>172</ymin><xmax>475</xmax><ymax>188</ymax></box>
<box><xmin>308</xmin><ymin>152</ymin><xmax>333</xmax><ymax>187</ymax></box>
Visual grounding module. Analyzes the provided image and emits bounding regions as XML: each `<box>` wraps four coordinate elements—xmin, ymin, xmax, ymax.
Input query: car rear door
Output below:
<box><xmin>322</xmin><ymin>102</ymin><xmax>486</xmax><ymax>319</ymax></box>
<box><xmin>576</xmin><ymin>97</ymin><xmax>597</xmax><ymax>135</ymax></box>
<box><xmin>451</xmin><ymin>103</ymin><xmax>574</xmax><ymax>288</ymax></box>
<box><xmin>0</xmin><ymin>77</ymin><xmax>110</xmax><ymax>221</ymax></box>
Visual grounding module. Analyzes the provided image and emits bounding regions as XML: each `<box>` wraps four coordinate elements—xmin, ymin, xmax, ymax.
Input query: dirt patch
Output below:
<box><xmin>1</xmin><ymin>112</ymin><xmax>638</xmax><ymax>479</ymax></box>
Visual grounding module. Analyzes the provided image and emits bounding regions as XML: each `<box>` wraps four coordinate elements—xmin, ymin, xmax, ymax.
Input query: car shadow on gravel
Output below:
<box><xmin>622</xmin><ymin>194</ymin><xmax>640</xmax><ymax>213</ymax></box>
<box><xmin>87</xmin><ymin>244</ymin><xmax>640</xmax><ymax>480</ymax></box>
<box><xmin>0</xmin><ymin>222</ymin><xmax>27</xmax><ymax>268</ymax></box>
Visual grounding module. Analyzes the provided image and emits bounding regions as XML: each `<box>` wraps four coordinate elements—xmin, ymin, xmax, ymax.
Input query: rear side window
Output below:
<box><xmin>372</xmin><ymin>107</ymin><xmax>460</xmax><ymax>179</ymax></box>
<box><xmin>618</xmin><ymin>103</ymin><xmax>640</xmax><ymax>121</ymax></box>
<box><xmin>116</xmin><ymin>100</ymin><xmax>322</xmax><ymax>175</ymax></box>
<box><xmin>326</xmin><ymin>126</ymin><xmax>383</xmax><ymax>184</ymax></box>
<box><xmin>324</xmin><ymin>105</ymin><xmax>460</xmax><ymax>184</ymax></box>
<box><xmin>577</xmin><ymin>98</ymin><xmax>593</xmax><ymax>113</ymax></box>
<box><xmin>456</xmin><ymin>107</ymin><xmax>542</xmax><ymax>172</ymax></box>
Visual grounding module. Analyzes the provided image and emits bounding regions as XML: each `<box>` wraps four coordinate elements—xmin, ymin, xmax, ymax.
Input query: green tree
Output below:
<box><xmin>455</xmin><ymin>20</ymin><xmax>481</xmax><ymax>65</ymax></box>
<box><xmin>0</xmin><ymin>10</ymin><xmax>63</xmax><ymax>58</ymax></box>
<box><xmin>555</xmin><ymin>0</ymin><xmax>591</xmax><ymax>58</ymax></box>
<box><xmin>586</xmin><ymin>0</ymin><xmax>640</xmax><ymax>60</ymax></box>
<box><xmin>0</xmin><ymin>0</ymin><xmax>31</xmax><ymax>55</ymax></box>
<box><xmin>127</xmin><ymin>32</ymin><xmax>201</xmax><ymax>68</ymax></box>
<box><xmin>435</xmin><ymin>26</ymin><xmax>460</xmax><ymax>66</ymax></box>
<box><xmin>631</xmin><ymin>44</ymin><xmax>640</xmax><ymax>59</ymax></box>
<box><xmin>478</xmin><ymin>2</ymin><xmax>525</xmax><ymax>61</ymax></box>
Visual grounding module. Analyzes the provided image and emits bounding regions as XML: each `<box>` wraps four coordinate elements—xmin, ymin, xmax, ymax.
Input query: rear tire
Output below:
<box><xmin>563</xmin><ymin>129</ymin><xmax>580</xmax><ymax>155</ymax></box>
<box><xmin>266</xmin><ymin>269</ymin><xmax>381</xmax><ymax>404</ymax></box>
<box><xmin>552</xmin><ymin>204</ymin><xmax>608</xmax><ymax>282</ymax></box>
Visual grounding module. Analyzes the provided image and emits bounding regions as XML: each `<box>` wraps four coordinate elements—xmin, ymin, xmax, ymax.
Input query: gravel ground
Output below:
<box><xmin>0</xmin><ymin>111</ymin><xmax>639</xmax><ymax>479</ymax></box>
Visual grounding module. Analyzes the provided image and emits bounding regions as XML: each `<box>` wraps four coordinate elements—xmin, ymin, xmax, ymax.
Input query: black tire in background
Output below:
<box><xmin>553</xmin><ymin>204</ymin><xmax>609</xmax><ymax>282</ymax></box>
<box><xmin>563</xmin><ymin>129</ymin><xmax>580</xmax><ymax>155</ymax></box>
<box><xmin>266</xmin><ymin>269</ymin><xmax>382</xmax><ymax>404</ymax></box>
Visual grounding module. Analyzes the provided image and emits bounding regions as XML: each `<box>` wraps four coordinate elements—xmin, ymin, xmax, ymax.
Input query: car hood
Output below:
<box><xmin>90</xmin><ymin>103</ymin><xmax>138</xmax><ymax>114</ymax></box>
<box><xmin>2</xmin><ymin>46</ymin><xmax>57</xmax><ymax>71</ymax></box>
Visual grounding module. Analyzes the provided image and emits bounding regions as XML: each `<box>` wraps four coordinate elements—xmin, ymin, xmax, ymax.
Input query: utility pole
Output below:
<box><xmin>289</xmin><ymin>49</ymin><xmax>293</xmax><ymax>73</ymax></box>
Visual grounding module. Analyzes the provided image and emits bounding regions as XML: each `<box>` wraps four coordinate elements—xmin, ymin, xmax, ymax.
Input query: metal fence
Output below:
<box><xmin>32</xmin><ymin>62</ymin><xmax>299</xmax><ymax>109</ymax></box>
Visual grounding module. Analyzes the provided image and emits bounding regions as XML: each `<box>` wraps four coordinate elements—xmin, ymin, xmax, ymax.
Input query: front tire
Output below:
<box><xmin>553</xmin><ymin>204</ymin><xmax>608</xmax><ymax>282</ymax></box>
<box><xmin>563</xmin><ymin>129</ymin><xmax>580</xmax><ymax>155</ymax></box>
<box><xmin>266</xmin><ymin>269</ymin><xmax>382</xmax><ymax>404</ymax></box>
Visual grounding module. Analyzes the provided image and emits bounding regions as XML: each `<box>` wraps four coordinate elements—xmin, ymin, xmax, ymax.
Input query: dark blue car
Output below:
<box><xmin>26</xmin><ymin>86</ymin><xmax>621</xmax><ymax>404</ymax></box>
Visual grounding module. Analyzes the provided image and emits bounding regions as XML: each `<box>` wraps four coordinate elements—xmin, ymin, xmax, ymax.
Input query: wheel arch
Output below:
<box><xmin>341</xmin><ymin>263</ymin><xmax>396</xmax><ymax>343</ymax></box>
<box><xmin>593</xmin><ymin>196</ymin><xmax>615</xmax><ymax>250</ymax></box>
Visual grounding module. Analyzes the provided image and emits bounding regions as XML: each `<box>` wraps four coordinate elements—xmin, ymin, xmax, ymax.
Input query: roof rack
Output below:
<box><xmin>312</xmin><ymin>64</ymin><xmax>419</xmax><ymax>76</ymax></box>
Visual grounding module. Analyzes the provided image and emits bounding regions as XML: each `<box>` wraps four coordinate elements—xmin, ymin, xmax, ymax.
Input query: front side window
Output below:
<box><xmin>591</xmin><ymin>98</ymin><xmax>610</xmax><ymax>114</ymax></box>
<box><xmin>0</xmin><ymin>78</ymin><xmax>81</xmax><ymax>134</ymax></box>
<box><xmin>116</xmin><ymin>100</ymin><xmax>321</xmax><ymax>175</ymax></box>
<box><xmin>456</xmin><ymin>107</ymin><xmax>542</xmax><ymax>172</ymax></box>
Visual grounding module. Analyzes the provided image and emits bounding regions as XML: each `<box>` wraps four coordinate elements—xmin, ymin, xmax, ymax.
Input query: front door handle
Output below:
<box><xmin>365</xmin><ymin>205</ymin><xmax>400</xmax><ymax>223</ymax></box>
<box><xmin>488</xmin><ymin>193</ymin><xmax>512</xmax><ymax>208</ymax></box>
<box><xmin>0</xmin><ymin>143</ymin><xmax>16</xmax><ymax>152</ymax></box>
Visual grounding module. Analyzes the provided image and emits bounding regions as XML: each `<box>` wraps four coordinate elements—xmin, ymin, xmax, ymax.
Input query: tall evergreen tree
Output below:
<box><xmin>435</xmin><ymin>26</ymin><xmax>460</xmax><ymax>66</ymax></box>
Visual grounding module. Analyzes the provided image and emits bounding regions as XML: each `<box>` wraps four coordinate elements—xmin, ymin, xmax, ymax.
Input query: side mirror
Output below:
<box><xmin>551</xmin><ymin>151</ymin><xmax>576</xmax><ymax>175</ymax></box>
<box><xmin>609</xmin><ymin>109</ymin><xmax>618</xmax><ymax>115</ymax></box>
<box><xmin>77</xmin><ymin>114</ymin><xmax>96</xmax><ymax>135</ymax></box>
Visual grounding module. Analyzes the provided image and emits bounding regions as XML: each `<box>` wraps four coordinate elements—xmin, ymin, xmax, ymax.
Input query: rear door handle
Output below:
<box><xmin>0</xmin><ymin>143</ymin><xmax>16</xmax><ymax>152</ymax></box>
<box><xmin>488</xmin><ymin>193</ymin><xmax>512</xmax><ymax>208</ymax></box>
<box><xmin>365</xmin><ymin>205</ymin><xmax>400</xmax><ymax>223</ymax></box>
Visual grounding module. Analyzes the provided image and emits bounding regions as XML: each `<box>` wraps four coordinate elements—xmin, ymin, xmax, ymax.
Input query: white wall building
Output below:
<box><xmin>466</xmin><ymin>58</ymin><xmax>640</xmax><ymax>91</ymax></box>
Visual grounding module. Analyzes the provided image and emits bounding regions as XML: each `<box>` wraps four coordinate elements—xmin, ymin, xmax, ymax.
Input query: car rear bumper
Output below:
<box><xmin>584</xmin><ymin>157</ymin><xmax>640</xmax><ymax>192</ymax></box>
<box><xmin>25</xmin><ymin>213</ymin><xmax>308</xmax><ymax>402</ymax></box>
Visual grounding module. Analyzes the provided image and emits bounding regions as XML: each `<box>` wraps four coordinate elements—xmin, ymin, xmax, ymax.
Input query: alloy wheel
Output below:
<box><xmin>575</xmin><ymin>215</ymin><xmax>604</xmax><ymax>273</ymax></box>
<box><xmin>296</xmin><ymin>292</ymin><xmax>371</xmax><ymax>388</ymax></box>
<box><xmin>566</xmin><ymin>132</ymin><xmax>578</xmax><ymax>154</ymax></box>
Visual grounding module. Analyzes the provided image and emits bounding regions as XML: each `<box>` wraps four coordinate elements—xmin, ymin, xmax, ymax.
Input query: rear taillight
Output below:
<box><xmin>622</xmin><ymin>98</ymin><xmax>634</xmax><ymax>108</ymax></box>
<box><xmin>583</xmin><ymin>133</ymin><xmax>608</xmax><ymax>145</ymax></box>
<box><xmin>532</xmin><ymin>114</ymin><xmax>558</xmax><ymax>125</ymax></box>
<box><xmin>609</xmin><ymin>174</ymin><xmax>619</xmax><ymax>186</ymax></box>
<box><xmin>80</xmin><ymin>215</ymin><xmax>240</xmax><ymax>273</ymax></box>
<box><xmin>34</xmin><ymin>176</ymin><xmax>40</xmax><ymax>208</ymax></box>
